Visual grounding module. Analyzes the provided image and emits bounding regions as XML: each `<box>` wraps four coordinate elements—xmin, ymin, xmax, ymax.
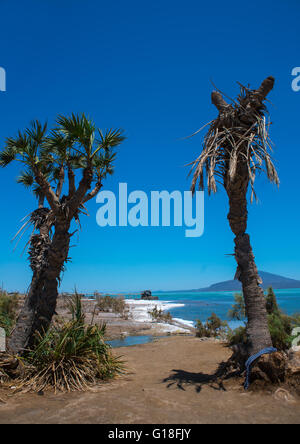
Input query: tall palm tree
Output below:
<box><xmin>0</xmin><ymin>114</ymin><xmax>125</xmax><ymax>354</ymax></box>
<box><xmin>190</xmin><ymin>76</ymin><xmax>279</xmax><ymax>358</ymax></box>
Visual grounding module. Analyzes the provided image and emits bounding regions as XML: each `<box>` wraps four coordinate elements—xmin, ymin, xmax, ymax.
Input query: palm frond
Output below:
<box><xmin>17</xmin><ymin>171</ymin><xmax>35</xmax><ymax>187</ymax></box>
<box><xmin>190</xmin><ymin>80</ymin><xmax>279</xmax><ymax>197</ymax></box>
<box><xmin>0</xmin><ymin>146</ymin><xmax>18</xmax><ymax>166</ymax></box>
<box><xmin>26</xmin><ymin>120</ymin><xmax>48</xmax><ymax>145</ymax></box>
<box><xmin>96</xmin><ymin>128</ymin><xmax>125</xmax><ymax>151</ymax></box>
<box><xmin>56</xmin><ymin>113</ymin><xmax>96</xmax><ymax>157</ymax></box>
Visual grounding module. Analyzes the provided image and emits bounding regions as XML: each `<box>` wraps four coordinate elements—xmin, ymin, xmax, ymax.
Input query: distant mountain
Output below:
<box><xmin>161</xmin><ymin>271</ymin><xmax>300</xmax><ymax>293</ymax></box>
<box><xmin>196</xmin><ymin>271</ymin><xmax>300</xmax><ymax>292</ymax></box>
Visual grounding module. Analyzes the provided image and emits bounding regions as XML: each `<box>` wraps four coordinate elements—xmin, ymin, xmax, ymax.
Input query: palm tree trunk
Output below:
<box><xmin>8</xmin><ymin>220</ymin><xmax>70</xmax><ymax>355</ymax></box>
<box><xmin>8</xmin><ymin>271</ymin><xmax>45</xmax><ymax>355</ymax></box>
<box><xmin>226</xmin><ymin>167</ymin><xmax>272</xmax><ymax>356</ymax></box>
<box><xmin>234</xmin><ymin>233</ymin><xmax>272</xmax><ymax>355</ymax></box>
<box><xmin>9</xmin><ymin>170</ymin><xmax>93</xmax><ymax>355</ymax></box>
<box><xmin>28</xmin><ymin>223</ymin><xmax>70</xmax><ymax>349</ymax></box>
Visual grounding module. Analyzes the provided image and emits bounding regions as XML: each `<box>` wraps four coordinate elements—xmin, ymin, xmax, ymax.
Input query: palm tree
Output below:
<box><xmin>0</xmin><ymin>114</ymin><xmax>125</xmax><ymax>354</ymax></box>
<box><xmin>190</xmin><ymin>76</ymin><xmax>279</xmax><ymax>358</ymax></box>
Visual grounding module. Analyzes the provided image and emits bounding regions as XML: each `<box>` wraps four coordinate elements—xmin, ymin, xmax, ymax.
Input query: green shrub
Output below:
<box><xmin>227</xmin><ymin>316</ymin><xmax>296</xmax><ymax>351</ymax></box>
<box><xmin>96</xmin><ymin>294</ymin><xmax>127</xmax><ymax>316</ymax></box>
<box><xmin>228</xmin><ymin>293</ymin><xmax>246</xmax><ymax>321</ymax></box>
<box><xmin>148</xmin><ymin>306</ymin><xmax>173</xmax><ymax>323</ymax></box>
<box><xmin>196</xmin><ymin>313</ymin><xmax>229</xmax><ymax>339</ymax></box>
<box><xmin>226</xmin><ymin>287</ymin><xmax>300</xmax><ymax>351</ymax></box>
<box><xmin>227</xmin><ymin>326</ymin><xmax>247</xmax><ymax>346</ymax></box>
<box><xmin>19</xmin><ymin>293</ymin><xmax>124</xmax><ymax>392</ymax></box>
<box><xmin>265</xmin><ymin>287</ymin><xmax>280</xmax><ymax>315</ymax></box>
<box><xmin>195</xmin><ymin>319</ymin><xmax>207</xmax><ymax>338</ymax></box>
<box><xmin>206</xmin><ymin>313</ymin><xmax>222</xmax><ymax>332</ymax></box>
<box><xmin>267</xmin><ymin>313</ymin><xmax>291</xmax><ymax>350</ymax></box>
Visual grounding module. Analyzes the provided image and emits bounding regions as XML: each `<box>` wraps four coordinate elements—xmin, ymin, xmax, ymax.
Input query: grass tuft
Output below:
<box><xmin>95</xmin><ymin>293</ymin><xmax>128</xmax><ymax>318</ymax></box>
<box><xmin>16</xmin><ymin>293</ymin><xmax>125</xmax><ymax>392</ymax></box>
<box><xmin>148</xmin><ymin>305</ymin><xmax>173</xmax><ymax>323</ymax></box>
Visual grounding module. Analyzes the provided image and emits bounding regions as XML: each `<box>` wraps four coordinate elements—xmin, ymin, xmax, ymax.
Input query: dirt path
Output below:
<box><xmin>0</xmin><ymin>336</ymin><xmax>299</xmax><ymax>424</ymax></box>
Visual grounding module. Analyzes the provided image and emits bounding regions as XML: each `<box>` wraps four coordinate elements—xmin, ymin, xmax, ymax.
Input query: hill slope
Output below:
<box><xmin>197</xmin><ymin>271</ymin><xmax>300</xmax><ymax>292</ymax></box>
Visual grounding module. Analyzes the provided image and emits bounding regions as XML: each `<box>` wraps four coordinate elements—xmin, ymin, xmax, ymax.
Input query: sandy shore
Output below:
<box><xmin>56</xmin><ymin>297</ymin><xmax>194</xmax><ymax>340</ymax></box>
<box><xmin>125</xmin><ymin>299</ymin><xmax>194</xmax><ymax>334</ymax></box>
<box><xmin>1</xmin><ymin>336</ymin><xmax>300</xmax><ymax>424</ymax></box>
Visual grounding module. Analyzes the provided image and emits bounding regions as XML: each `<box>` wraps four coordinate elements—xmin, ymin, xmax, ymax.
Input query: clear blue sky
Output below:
<box><xmin>0</xmin><ymin>0</ymin><xmax>299</xmax><ymax>293</ymax></box>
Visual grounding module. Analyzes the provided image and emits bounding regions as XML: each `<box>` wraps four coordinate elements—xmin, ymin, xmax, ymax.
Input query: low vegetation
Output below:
<box><xmin>1</xmin><ymin>294</ymin><xmax>124</xmax><ymax>392</ymax></box>
<box><xmin>0</xmin><ymin>290</ymin><xmax>19</xmax><ymax>335</ymax></box>
<box><xmin>195</xmin><ymin>288</ymin><xmax>300</xmax><ymax>351</ymax></box>
<box><xmin>195</xmin><ymin>313</ymin><xmax>229</xmax><ymax>339</ymax></box>
<box><xmin>227</xmin><ymin>293</ymin><xmax>245</xmax><ymax>321</ymax></box>
<box><xmin>227</xmin><ymin>287</ymin><xmax>300</xmax><ymax>351</ymax></box>
<box><xmin>148</xmin><ymin>305</ymin><xmax>173</xmax><ymax>323</ymax></box>
<box><xmin>95</xmin><ymin>293</ymin><xmax>128</xmax><ymax>317</ymax></box>
<box><xmin>226</xmin><ymin>326</ymin><xmax>248</xmax><ymax>346</ymax></box>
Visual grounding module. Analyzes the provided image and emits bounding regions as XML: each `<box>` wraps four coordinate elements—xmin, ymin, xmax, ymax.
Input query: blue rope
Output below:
<box><xmin>244</xmin><ymin>347</ymin><xmax>277</xmax><ymax>390</ymax></box>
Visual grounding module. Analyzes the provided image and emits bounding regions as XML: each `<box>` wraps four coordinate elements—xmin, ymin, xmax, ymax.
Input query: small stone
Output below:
<box><xmin>274</xmin><ymin>388</ymin><xmax>296</xmax><ymax>404</ymax></box>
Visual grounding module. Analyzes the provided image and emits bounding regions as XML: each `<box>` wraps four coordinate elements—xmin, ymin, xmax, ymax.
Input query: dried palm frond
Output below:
<box><xmin>189</xmin><ymin>79</ymin><xmax>279</xmax><ymax>197</ymax></box>
<box><xmin>12</xmin><ymin>208</ymin><xmax>54</xmax><ymax>273</ymax></box>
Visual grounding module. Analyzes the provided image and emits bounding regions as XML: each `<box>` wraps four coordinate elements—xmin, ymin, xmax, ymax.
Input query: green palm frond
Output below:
<box><xmin>2</xmin><ymin>113</ymin><xmax>124</xmax><ymax>210</ymax></box>
<box><xmin>41</xmin><ymin>130</ymin><xmax>70</xmax><ymax>160</ymax></box>
<box><xmin>68</xmin><ymin>153</ymin><xmax>86</xmax><ymax>169</ymax></box>
<box><xmin>6</xmin><ymin>131</ymin><xmax>30</xmax><ymax>152</ymax></box>
<box><xmin>0</xmin><ymin>145</ymin><xmax>18</xmax><ymax>166</ymax></box>
<box><xmin>17</xmin><ymin>170</ymin><xmax>35</xmax><ymax>187</ymax></box>
<box><xmin>96</xmin><ymin>128</ymin><xmax>125</xmax><ymax>151</ymax></box>
<box><xmin>26</xmin><ymin>120</ymin><xmax>48</xmax><ymax>146</ymax></box>
<box><xmin>105</xmin><ymin>166</ymin><xmax>114</xmax><ymax>177</ymax></box>
<box><xmin>56</xmin><ymin>113</ymin><xmax>96</xmax><ymax>156</ymax></box>
<box><xmin>92</xmin><ymin>149</ymin><xmax>117</xmax><ymax>178</ymax></box>
<box><xmin>4</xmin><ymin>126</ymin><xmax>41</xmax><ymax>165</ymax></box>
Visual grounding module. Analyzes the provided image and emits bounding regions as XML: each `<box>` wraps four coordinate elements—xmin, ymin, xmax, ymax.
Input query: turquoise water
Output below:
<box><xmin>125</xmin><ymin>288</ymin><xmax>300</xmax><ymax>327</ymax></box>
<box><xmin>98</xmin><ymin>289</ymin><xmax>300</xmax><ymax>348</ymax></box>
<box><xmin>107</xmin><ymin>335</ymin><xmax>155</xmax><ymax>348</ymax></box>
<box><xmin>86</xmin><ymin>288</ymin><xmax>300</xmax><ymax>330</ymax></box>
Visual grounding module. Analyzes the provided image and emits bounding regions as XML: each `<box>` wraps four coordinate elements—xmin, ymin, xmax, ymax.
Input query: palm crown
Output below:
<box><xmin>0</xmin><ymin>113</ymin><xmax>125</xmax><ymax>211</ymax></box>
<box><xmin>190</xmin><ymin>78</ymin><xmax>279</xmax><ymax>203</ymax></box>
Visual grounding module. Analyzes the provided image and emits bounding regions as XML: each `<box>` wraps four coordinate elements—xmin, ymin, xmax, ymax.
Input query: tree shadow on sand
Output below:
<box><xmin>163</xmin><ymin>362</ymin><xmax>242</xmax><ymax>393</ymax></box>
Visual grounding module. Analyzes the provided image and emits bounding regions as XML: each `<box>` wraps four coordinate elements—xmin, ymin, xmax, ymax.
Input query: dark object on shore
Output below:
<box><xmin>141</xmin><ymin>290</ymin><xmax>158</xmax><ymax>301</ymax></box>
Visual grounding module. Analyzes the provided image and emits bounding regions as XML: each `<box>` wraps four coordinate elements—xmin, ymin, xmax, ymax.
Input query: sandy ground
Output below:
<box><xmin>1</xmin><ymin>336</ymin><xmax>300</xmax><ymax>424</ymax></box>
